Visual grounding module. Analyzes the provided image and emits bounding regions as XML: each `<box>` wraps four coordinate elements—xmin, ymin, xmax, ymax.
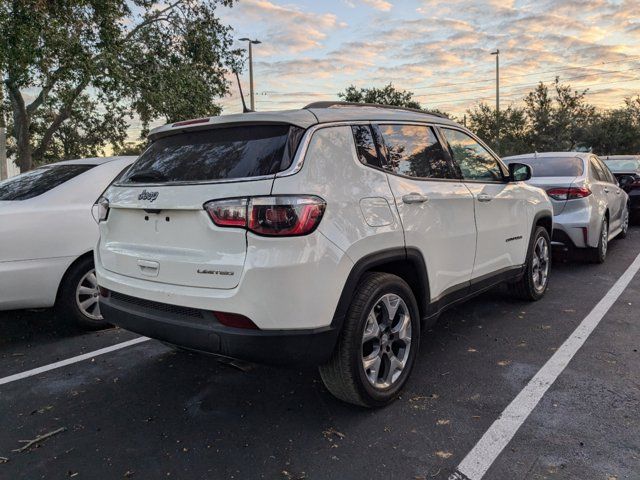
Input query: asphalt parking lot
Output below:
<box><xmin>1</xmin><ymin>228</ymin><xmax>639</xmax><ymax>480</ymax></box>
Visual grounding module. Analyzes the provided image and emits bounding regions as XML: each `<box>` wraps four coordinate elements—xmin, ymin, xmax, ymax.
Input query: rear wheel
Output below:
<box><xmin>589</xmin><ymin>217</ymin><xmax>608</xmax><ymax>264</ymax></box>
<box><xmin>319</xmin><ymin>272</ymin><xmax>420</xmax><ymax>407</ymax></box>
<box><xmin>510</xmin><ymin>226</ymin><xmax>551</xmax><ymax>301</ymax></box>
<box><xmin>618</xmin><ymin>207</ymin><xmax>629</xmax><ymax>239</ymax></box>
<box><xmin>57</xmin><ymin>256</ymin><xmax>111</xmax><ymax>330</ymax></box>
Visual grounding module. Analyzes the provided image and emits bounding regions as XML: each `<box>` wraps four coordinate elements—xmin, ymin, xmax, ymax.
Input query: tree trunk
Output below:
<box><xmin>6</xmin><ymin>81</ymin><xmax>32</xmax><ymax>172</ymax></box>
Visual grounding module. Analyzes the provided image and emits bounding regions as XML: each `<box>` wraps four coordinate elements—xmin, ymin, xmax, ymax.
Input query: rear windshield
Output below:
<box><xmin>121</xmin><ymin>124</ymin><xmax>304</xmax><ymax>184</ymax></box>
<box><xmin>0</xmin><ymin>164</ymin><xmax>95</xmax><ymax>200</ymax></box>
<box><xmin>603</xmin><ymin>158</ymin><xmax>640</xmax><ymax>172</ymax></box>
<box><xmin>503</xmin><ymin>156</ymin><xmax>584</xmax><ymax>177</ymax></box>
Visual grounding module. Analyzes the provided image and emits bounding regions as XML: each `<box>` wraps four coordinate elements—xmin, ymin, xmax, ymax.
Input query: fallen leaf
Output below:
<box><xmin>435</xmin><ymin>451</ymin><xmax>453</xmax><ymax>459</ymax></box>
<box><xmin>436</xmin><ymin>419</ymin><xmax>450</xmax><ymax>426</ymax></box>
<box><xmin>497</xmin><ymin>360</ymin><xmax>511</xmax><ymax>366</ymax></box>
<box><xmin>467</xmin><ymin>348</ymin><xmax>477</xmax><ymax>353</ymax></box>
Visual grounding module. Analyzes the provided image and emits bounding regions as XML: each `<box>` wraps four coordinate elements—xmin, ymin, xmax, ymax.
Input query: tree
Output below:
<box><xmin>338</xmin><ymin>83</ymin><xmax>422</xmax><ymax>109</ymax></box>
<box><xmin>581</xmin><ymin>103</ymin><xmax>640</xmax><ymax>155</ymax></box>
<box><xmin>0</xmin><ymin>0</ymin><xmax>241</xmax><ymax>171</ymax></box>
<box><xmin>466</xmin><ymin>103</ymin><xmax>529</xmax><ymax>156</ymax></box>
<box><xmin>524</xmin><ymin>78</ymin><xmax>595</xmax><ymax>151</ymax></box>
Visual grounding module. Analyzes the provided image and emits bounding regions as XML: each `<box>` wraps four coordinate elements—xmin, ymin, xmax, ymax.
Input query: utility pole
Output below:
<box><xmin>239</xmin><ymin>38</ymin><xmax>261</xmax><ymax>111</ymax></box>
<box><xmin>0</xmin><ymin>70</ymin><xmax>7</xmax><ymax>180</ymax></box>
<box><xmin>491</xmin><ymin>49</ymin><xmax>500</xmax><ymax>155</ymax></box>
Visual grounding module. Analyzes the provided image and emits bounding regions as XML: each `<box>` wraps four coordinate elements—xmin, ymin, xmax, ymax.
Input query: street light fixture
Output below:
<box><xmin>239</xmin><ymin>38</ymin><xmax>261</xmax><ymax>111</ymax></box>
<box><xmin>491</xmin><ymin>49</ymin><xmax>500</xmax><ymax>155</ymax></box>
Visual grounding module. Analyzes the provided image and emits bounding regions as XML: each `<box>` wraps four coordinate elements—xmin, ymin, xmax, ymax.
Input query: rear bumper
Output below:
<box><xmin>100</xmin><ymin>290</ymin><xmax>339</xmax><ymax>366</ymax></box>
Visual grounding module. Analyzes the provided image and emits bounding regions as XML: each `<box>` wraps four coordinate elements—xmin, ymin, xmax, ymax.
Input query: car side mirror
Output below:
<box><xmin>509</xmin><ymin>162</ymin><xmax>532</xmax><ymax>182</ymax></box>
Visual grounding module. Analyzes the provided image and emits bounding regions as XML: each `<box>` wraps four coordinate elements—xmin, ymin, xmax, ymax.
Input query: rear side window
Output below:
<box><xmin>590</xmin><ymin>158</ymin><xmax>607</xmax><ymax>182</ymax></box>
<box><xmin>377</xmin><ymin>124</ymin><xmax>451</xmax><ymax>179</ymax></box>
<box><xmin>441</xmin><ymin>128</ymin><xmax>503</xmax><ymax>182</ymax></box>
<box><xmin>503</xmin><ymin>156</ymin><xmax>584</xmax><ymax>177</ymax></box>
<box><xmin>122</xmin><ymin>125</ymin><xmax>304</xmax><ymax>184</ymax></box>
<box><xmin>352</xmin><ymin>125</ymin><xmax>382</xmax><ymax>168</ymax></box>
<box><xmin>595</xmin><ymin>157</ymin><xmax>616</xmax><ymax>184</ymax></box>
<box><xmin>0</xmin><ymin>164</ymin><xmax>95</xmax><ymax>201</ymax></box>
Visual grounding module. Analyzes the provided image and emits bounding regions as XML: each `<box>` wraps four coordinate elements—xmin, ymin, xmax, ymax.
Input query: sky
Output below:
<box><xmin>210</xmin><ymin>0</ymin><xmax>640</xmax><ymax>117</ymax></box>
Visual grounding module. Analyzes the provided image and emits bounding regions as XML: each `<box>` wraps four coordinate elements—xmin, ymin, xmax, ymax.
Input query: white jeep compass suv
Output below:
<box><xmin>95</xmin><ymin>103</ymin><xmax>553</xmax><ymax>407</ymax></box>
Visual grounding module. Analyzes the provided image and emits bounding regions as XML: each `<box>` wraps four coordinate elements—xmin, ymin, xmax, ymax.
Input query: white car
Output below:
<box><xmin>503</xmin><ymin>152</ymin><xmax>629</xmax><ymax>263</ymax></box>
<box><xmin>96</xmin><ymin>103</ymin><xmax>553</xmax><ymax>406</ymax></box>
<box><xmin>0</xmin><ymin>156</ymin><xmax>135</xmax><ymax>328</ymax></box>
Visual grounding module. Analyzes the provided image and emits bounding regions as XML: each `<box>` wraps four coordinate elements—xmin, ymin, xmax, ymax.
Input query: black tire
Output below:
<box><xmin>319</xmin><ymin>272</ymin><xmax>420</xmax><ymax>408</ymax></box>
<box><xmin>618</xmin><ymin>207</ymin><xmax>629</xmax><ymax>239</ymax></box>
<box><xmin>588</xmin><ymin>217</ymin><xmax>608</xmax><ymax>264</ymax></box>
<box><xmin>57</xmin><ymin>256</ymin><xmax>111</xmax><ymax>330</ymax></box>
<box><xmin>509</xmin><ymin>226</ymin><xmax>551</xmax><ymax>301</ymax></box>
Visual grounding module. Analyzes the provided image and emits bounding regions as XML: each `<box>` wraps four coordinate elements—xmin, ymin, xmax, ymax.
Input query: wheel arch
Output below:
<box><xmin>331</xmin><ymin>248</ymin><xmax>430</xmax><ymax>331</ymax></box>
<box><xmin>55</xmin><ymin>250</ymin><xmax>95</xmax><ymax>304</ymax></box>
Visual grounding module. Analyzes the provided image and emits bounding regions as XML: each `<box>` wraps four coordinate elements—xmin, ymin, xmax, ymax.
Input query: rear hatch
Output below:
<box><xmin>98</xmin><ymin>123</ymin><xmax>304</xmax><ymax>289</ymax></box>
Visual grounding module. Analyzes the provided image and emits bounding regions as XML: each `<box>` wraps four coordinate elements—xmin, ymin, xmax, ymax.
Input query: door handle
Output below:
<box><xmin>477</xmin><ymin>193</ymin><xmax>492</xmax><ymax>202</ymax></box>
<box><xmin>402</xmin><ymin>193</ymin><xmax>429</xmax><ymax>204</ymax></box>
<box><xmin>138</xmin><ymin>259</ymin><xmax>159</xmax><ymax>277</ymax></box>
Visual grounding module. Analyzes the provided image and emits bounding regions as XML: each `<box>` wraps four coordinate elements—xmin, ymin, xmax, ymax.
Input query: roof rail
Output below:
<box><xmin>303</xmin><ymin>101</ymin><xmax>448</xmax><ymax>119</ymax></box>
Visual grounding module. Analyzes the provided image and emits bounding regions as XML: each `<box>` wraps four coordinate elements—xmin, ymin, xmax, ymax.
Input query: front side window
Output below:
<box><xmin>377</xmin><ymin>124</ymin><xmax>451</xmax><ymax>179</ymax></box>
<box><xmin>0</xmin><ymin>164</ymin><xmax>95</xmax><ymax>201</ymax></box>
<box><xmin>441</xmin><ymin>128</ymin><xmax>503</xmax><ymax>182</ymax></box>
<box><xmin>122</xmin><ymin>124</ymin><xmax>303</xmax><ymax>184</ymax></box>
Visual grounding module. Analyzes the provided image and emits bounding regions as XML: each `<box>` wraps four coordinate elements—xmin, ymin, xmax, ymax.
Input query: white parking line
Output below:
<box><xmin>450</xmin><ymin>251</ymin><xmax>640</xmax><ymax>480</ymax></box>
<box><xmin>0</xmin><ymin>337</ymin><xmax>150</xmax><ymax>386</ymax></box>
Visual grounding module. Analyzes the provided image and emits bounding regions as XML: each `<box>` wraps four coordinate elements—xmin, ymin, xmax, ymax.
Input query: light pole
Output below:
<box><xmin>239</xmin><ymin>38</ymin><xmax>261</xmax><ymax>111</ymax></box>
<box><xmin>491</xmin><ymin>49</ymin><xmax>500</xmax><ymax>155</ymax></box>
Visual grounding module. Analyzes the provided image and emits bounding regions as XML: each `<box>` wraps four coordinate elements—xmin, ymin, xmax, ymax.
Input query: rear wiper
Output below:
<box><xmin>127</xmin><ymin>169</ymin><xmax>167</xmax><ymax>182</ymax></box>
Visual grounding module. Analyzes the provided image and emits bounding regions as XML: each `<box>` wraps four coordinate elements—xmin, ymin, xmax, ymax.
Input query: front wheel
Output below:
<box><xmin>510</xmin><ymin>226</ymin><xmax>551</xmax><ymax>301</ymax></box>
<box><xmin>319</xmin><ymin>272</ymin><xmax>420</xmax><ymax>407</ymax></box>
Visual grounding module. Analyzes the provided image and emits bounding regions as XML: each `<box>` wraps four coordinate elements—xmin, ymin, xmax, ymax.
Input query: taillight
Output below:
<box><xmin>97</xmin><ymin>197</ymin><xmax>110</xmax><ymax>222</ymax></box>
<box><xmin>546</xmin><ymin>187</ymin><xmax>592</xmax><ymax>201</ymax></box>
<box><xmin>205</xmin><ymin>198</ymin><xmax>248</xmax><ymax>227</ymax></box>
<box><xmin>204</xmin><ymin>195</ymin><xmax>326</xmax><ymax>236</ymax></box>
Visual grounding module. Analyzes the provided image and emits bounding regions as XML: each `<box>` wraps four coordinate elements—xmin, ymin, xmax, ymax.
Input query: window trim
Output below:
<box><xmin>436</xmin><ymin>125</ymin><xmax>509</xmax><ymax>184</ymax></box>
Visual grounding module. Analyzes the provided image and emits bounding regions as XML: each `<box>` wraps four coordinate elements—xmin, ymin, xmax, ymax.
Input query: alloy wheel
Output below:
<box><xmin>531</xmin><ymin>236</ymin><xmax>550</xmax><ymax>293</ymax></box>
<box><xmin>622</xmin><ymin>209</ymin><xmax>629</xmax><ymax>235</ymax></box>
<box><xmin>601</xmin><ymin>220</ymin><xmax>608</xmax><ymax>257</ymax></box>
<box><xmin>75</xmin><ymin>269</ymin><xmax>102</xmax><ymax>320</ymax></box>
<box><xmin>361</xmin><ymin>293</ymin><xmax>412</xmax><ymax>389</ymax></box>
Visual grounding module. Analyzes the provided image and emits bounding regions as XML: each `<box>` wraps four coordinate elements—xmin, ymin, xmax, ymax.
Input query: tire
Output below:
<box><xmin>589</xmin><ymin>217</ymin><xmax>608</xmax><ymax>264</ymax></box>
<box><xmin>510</xmin><ymin>226</ymin><xmax>551</xmax><ymax>301</ymax></box>
<box><xmin>618</xmin><ymin>207</ymin><xmax>629</xmax><ymax>239</ymax></box>
<box><xmin>319</xmin><ymin>272</ymin><xmax>420</xmax><ymax>408</ymax></box>
<box><xmin>57</xmin><ymin>256</ymin><xmax>111</xmax><ymax>330</ymax></box>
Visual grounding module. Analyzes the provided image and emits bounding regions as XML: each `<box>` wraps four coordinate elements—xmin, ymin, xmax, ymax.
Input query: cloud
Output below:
<box><xmin>362</xmin><ymin>0</ymin><xmax>393</xmax><ymax>11</ymax></box>
<box><xmin>215</xmin><ymin>0</ymin><xmax>640</xmax><ymax>116</ymax></box>
<box><xmin>222</xmin><ymin>0</ymin><xmax>345</xmax><ymax>54</ymax></box>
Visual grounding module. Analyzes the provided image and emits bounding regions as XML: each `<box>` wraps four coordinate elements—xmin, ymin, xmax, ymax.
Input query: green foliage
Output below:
<box><xmin>467</xmin><ymin>103</ymin><xmax>529</xmax><ymax>157</ymax></box>
<box><xmin>468</xmin><ymin>79</ymin><xmax>640</xmax><ymax>156</ymax></box>
<box><xmin>339</xmin><ymin>83</ymin><xmax>422</xmax><ymax>109</ymax></box>
<box><xmin>0</xmin><ymin>0</ymin><xmax>241</xmax><ymax>170</ymax></box>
